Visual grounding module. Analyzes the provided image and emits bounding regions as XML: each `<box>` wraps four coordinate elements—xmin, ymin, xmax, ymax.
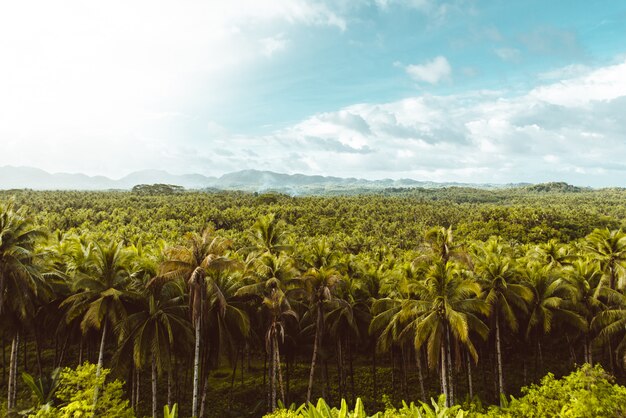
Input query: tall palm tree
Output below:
<box><xmin>592</xmin><ymin>291</ymin><xmax>626</xmax><ymax>369</ymax></box>
<box><xmin>567</xmin><ymin>257</ymin><xmax>607</xmax><ymax>365</ymax></box>
<box><xmin>406</xmin><ymin>260</ymin><xmax>488</xmax><ymax>407</ymax></box>
<box><xmin>326</xmin><ymin>273</ymin><xmax>371</xmax><ymax>403</ymax></box>
<box><xmin>0</xmin><ymin>199</ymin><xmax>46</xmax><ymax>411</ymax></box>
<box><xmin>262</xmin><ymin>282</ymin><xmax>297</xmax><ymax>411</ymax></box>
<box><xmin>153</xmin><ymin>227</ymin><xmax>238</xmax><ymax>418</ymax></box>
<box><xmin>117</xmin><ymin>279</ymin><xmax>191</xmax><ymax>418</ymax></box>
<box><xmin>585</xmin><ymin>228</ymin><xmax>626</xmax><ymax>291</ymax></box>
<box><xmin>521</xmin><ymin>261</ymin><xmax>585</xmax><ymax>375</ymax></box>
<box><xmin>235</xmin><ymin>252</ymin><xmax>299</xmax><ymax>410</ymax></box>
<box><xmin>301</xmin><ymin>266</ymin><xmax>341</xmax><ymax>403</ymax></box>
<box><xmin>61</xmin><ymin>240</ymin><xmax>135</xmax><ymax>409</ymax></box>
<box><xmin>472</xmin><ymin>238</ymin><xmax>532</xmax><ymax>403</ymax></box>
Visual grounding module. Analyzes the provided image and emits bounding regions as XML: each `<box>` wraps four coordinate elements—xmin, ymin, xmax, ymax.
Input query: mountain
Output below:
<box><xmin>0</xmin><ymin>166</ymin><xmax>216</xmax><ymax>190</ymax></box>
<box><xmin>0</xmin><ymin>165</ymin><xmax>531</xmax><ymax>194</ymax></box>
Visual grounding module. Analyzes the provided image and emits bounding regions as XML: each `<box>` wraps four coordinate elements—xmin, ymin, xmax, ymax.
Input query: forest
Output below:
<box><xmin>1</xmin><ymin>185</ymin><xmax>626</xmax><ymax>417</ymax></box>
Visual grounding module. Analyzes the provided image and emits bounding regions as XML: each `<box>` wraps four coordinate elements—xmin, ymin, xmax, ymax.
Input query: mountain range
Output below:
<box><xmin>0</xmin><ymin>166</ymin><xmax>526</xmax><ymax>194</ymax></box>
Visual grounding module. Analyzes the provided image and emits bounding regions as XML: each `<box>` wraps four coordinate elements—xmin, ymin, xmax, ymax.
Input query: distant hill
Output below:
<box><xmin>0</xmin><ymin>166</ymin><xmax>217</xmax><ymax>190</ymax></box>
<box><xmin>525</xmin><ymin>182</ymin><xmax>587</xmax><ymax>193</ymax></box>
<box><xmin>0</xmin><ymin>165</ymin><xmax>561</xmax><ymax>194</ymax></box>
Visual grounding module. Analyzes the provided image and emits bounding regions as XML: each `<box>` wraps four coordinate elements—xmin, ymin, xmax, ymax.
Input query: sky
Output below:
<box><xmin>1</xmin><ymin>0</ymin><xmax>626</xmax><ymax>186</ymax></box>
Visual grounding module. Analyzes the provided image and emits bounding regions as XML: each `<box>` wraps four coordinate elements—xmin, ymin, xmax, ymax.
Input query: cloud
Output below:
<box><xmin>210</xmin><ymin>59</ymin><xmax>626</xmax><ymax>185</ymax></box>
<box><xmin>259</xmin><ymin>34</ymin><xmax>289</xmax><ymax>57</ymax></box>
<box><xmin>404</xmin><ymin>56</ymin><xmax>452</xmax><ymax>84</ymax></box>
<box><xmin>494</xmin><ymin>47</ymin><xmax>521</xmax><ymax>63</ymax></box>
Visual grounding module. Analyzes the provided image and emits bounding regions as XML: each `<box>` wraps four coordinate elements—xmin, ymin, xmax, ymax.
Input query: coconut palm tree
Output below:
<box><xmin>472</xmin><ymin>238</ymin><xmax>532</xmax><ymax>403</ymax></box>
<box><xmin>567</xmin><ymin>257</ymin><xmax>608</xmax><ymax>365</ymax></box>
<box><xmin>585</xmin><ymin>228</ymin><xmax>626</xmax><ymax>291</ymax></box>
<box><xmin>521</xmin><ymin>261</ymin><xmax>585</xmax><ymax>375</ymax></box>
<box><xmin>117</xmin><ymin>279</ymin><xmax>191</xmax><ymax>418</ymax></box>
<box><xmin>262</xmin><ymin>281</ymin><xmax>297</xmax><ymax>411</ymax></box>
<box><xmin>248</xmin><ymin>214</ymin><xmax>292</xmax><ymax>256</ymax></box>
<box><xmin>592</xmin><ymin>291</ymin><xmax>626</xmax><ymax>369</ymax></box>
<box><xmin>0</xmin><ymin>199</ymin><xmax>47</xmax><ymax>410</ymax></box>
<box><xmin>301</xmin><ymin>265</ymin><xmax>341</xmax><ymax>403</ymax></box>
<box><xmin>406</xmin><ymin>260</ymin><xmax>488</xmax><ymax>407</ymax></box>
<box><xmin>153</xmin><ymin>227</ymin><xmax>239</xmax><ymax>418</ymax></box>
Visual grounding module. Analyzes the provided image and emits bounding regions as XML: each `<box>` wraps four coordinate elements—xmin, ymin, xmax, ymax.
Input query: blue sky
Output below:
<box><xmin>1</xmin><ymin>0</ymin><xmax>626</xmax><ymax>186</ymax></box>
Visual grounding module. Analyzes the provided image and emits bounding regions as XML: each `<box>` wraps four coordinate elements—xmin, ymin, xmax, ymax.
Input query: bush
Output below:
<box><xmin>27</xmin><ymin>362</ymin><xmax>135</xmax><ymax>418</ymax></box>
<box><xmin>481</xmin><ymin>364</ymin><xmax>626</xmax><ymax>418</ymax></box>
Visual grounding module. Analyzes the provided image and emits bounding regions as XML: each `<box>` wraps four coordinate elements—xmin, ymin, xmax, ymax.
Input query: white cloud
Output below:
<box><xmin>529</xmin><ymin>61</ymin><xmax>626</xmax><ymax>107</ymax></box>
<box><xmin>405</xmin><ymin>56</ymin><xmax>452</xmax><ymax>84</ymax></box>
<box><xmin>213</xmin><ymin>60</ymin><xmax>626</xmax><ymax>185</ymax></box>
<box><xmin>259</xmin><ymin>34</ymin><xmax>289</xmax><ymax>57</ymax></box>
<box><xmin>494</xmin><ymin>47</ymin><xmax>521</xmax><ymax>63</ymax></box>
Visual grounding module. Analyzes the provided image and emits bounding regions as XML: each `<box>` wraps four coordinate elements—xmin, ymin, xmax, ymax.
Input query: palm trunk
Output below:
<box><xmin>416</xmin><ymin>348</ymin><xmax>426</xmax><ymax>402</ymax></box>
<box><xmin>192</xmin><ymin>319</ymin><xmax>201</xmax><ymax>418</ymax></box>
<box><xmin>151</xmin><ymin>353</ymin><xmax>158</xmax><ymax>418</ymax></box>
<box><xmin>135</xmin><ymin>366</ymin><xmax>141</xmax><ymax>410</ymax></box>
<box><xmin>7</xmin><ymin>332</ymin><xmax>19</xmax><ymax>410</ymax></box>
<box><xmin>199</xmin><ymin>371</ymin><xmax>210</xmax><ymax>418</ymax></box>
<box><xmin>371</xmin><ymin>342</ymin><xmax>377</xmax><ymax>402</ymax></box>
<box><xmin>57</xmin><ymin>333</ymin><xmax>70</xmax><ymax>369</ymax></box>
<box><xmin>2</xmin><ymin>335</ymin><xmax>6</xmax><ymax>386</ymax></box>
<box><xmin>348</xmin><ymin>338</ymin><xmax>355</xmax><ymax>404</ymax></box>
<box><xmin>270</xmin><ymin>335</ymin><xmax>276</xmax><ymax>411</ymax></box>
<box><xmin>306</xmin><ymin>303</ymin><xmax>323</xmax><ymax>403</ymax></box>
<box><xmin>130</xmin><ymin>363</ymin><xmax>136</xmax><ymax>410</ymax></box>
<box><xmin>78</xmin><ymin>336</ymin><xmax>83</xmax><ymax>366</ymax></box>
<box><xmin>34</xmin><ymin>331</ymin><xmax>43</xmax><ymax>377</ymax></box>
<box><xmin>446</xmin><ymin>325</ymin><xmax>454</xmax><ymax>406</ymax></box>
<box><xmin>275</xmin><ymin>337</ymin><xmax>285</xmax><ymax>407</ymax></box>
<box><xmin>229</xmin><ymin>351</ymin><xmax>238</xmax><ymax>408</ymax></box>
<box><xmin>92</xmin><ymin>321</ymin><xmax>108</xmax><ymax>413</ymax></box>
<box><xmin>495</xmin><ymin>313</ymin><xmax>505</xmax><ymax>404</ymax></box>
<box><xmin>337</xmin><ymin>338</ymin><xmax>344</xmax><ymax>399</ymax></box>
<box><xmin>440</xmin><ymin>338</ymin><xmax>449</xmax><ymax>407</ymax></box>
<box><xmin>167</xmin><ymin>365</ymin><xmax>173</xmax><ymax>408</ymax></box>
<box><xmin>466</xmin><ymin>350</ymin><xmax>473</xmax><ymax>399</ymax></box>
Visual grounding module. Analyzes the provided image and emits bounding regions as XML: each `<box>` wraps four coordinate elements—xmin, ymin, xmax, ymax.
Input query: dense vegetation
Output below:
<box><xmin>1</xmin><ymin>186</ymin><xmax>626</xmax><ymax>417</ymax></box>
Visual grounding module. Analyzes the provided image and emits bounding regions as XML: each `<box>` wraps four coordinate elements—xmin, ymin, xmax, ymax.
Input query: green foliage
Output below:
<box><xmin>264</xmin><ymin>397</ymin><xmax>469</xmax><ymax>418</ymax></box>
<box><xmin>164</xmin><ymin>403</ymin><xmax>179</xmax><ymax>418</ymax></box>
<box><xmin>131</xmin><ymin>183</ymin><xmax>185</xmax><ymax>195</ymax></box>
<box><xmin>21</xmin><ymin>368</ymin><xmax>61</xmax><ymax>408</ymax></box>
<box><xmin>27</xmin><ymin>363</ymin><xmax>134</xmax><ymax>418</ymax></box>
<box><xmin>480</xmin><ymin>364</ymin><xmax>626</xmax><ymax>418</ymax></box>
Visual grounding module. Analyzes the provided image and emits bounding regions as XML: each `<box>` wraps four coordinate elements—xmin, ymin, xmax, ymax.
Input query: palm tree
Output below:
<box><xmin>153</xmin><ymin>227</ymin><xmax>238</xmax><ymax>418</ymax></box>
<box><xmin>262</xmin><ymin>281</ymin><xmax>297</xmax><ymax>411</ymax></box>
<box><xmin>406</xmin><ymin>260</ymin><xmax>488</xmax><ymax>407</ymax></box>
<box><xmin>472</xmin><ymin>238</ymin><xmax>532</xmax><ymax>402</ymax></box>
<box><xmin>301</xmin><ymin>266</ymin><xmax>341</xmax><ymax>403</ymax></box>
<box><xmin>585</xmin><ymin>228</ymin><xmax>626</xmax><ymax>291</ymax></box>
<box><xmin>248</xmin><ymin>214</ymin><xmax>292</xmax><ymax>256</ymax></box>
<box><xmin>326</xmin><ymin>273</ymin><xmax>371</xmax><ymax>403</ymax></box>
<box><xmin>521</xmin><ymin>261</ymin><xmax>585</xmax><ymax>376</ymax></box>
<box><xmin>61</xmin><ymin>240</ymin><xmax>135</xmax><ymax>408</ymax></box>
<box><xmin>420</xmin><ymin>226</ymin><xmax>466</xmax><ymax>264</ymax></box>
<box><xmin>117</xmin><ymin>279</ymin><xmax>191</xmax><ymax>418</ymax></box>
<box><xmin>592</xmin><ymin>291</ymin><xmax>626</xmax><ymax>369</ymax></box>
<box><xmin>567</xmin><ymin>257</ymin><xmax>607</xmax><ymax>365</ymax></box>
<box><xmin>0</xmin><ymin>199</ymin><xmax>46</xmax><ymax>411</ymax></box>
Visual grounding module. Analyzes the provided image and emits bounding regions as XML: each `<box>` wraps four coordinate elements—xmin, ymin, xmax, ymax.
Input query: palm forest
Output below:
<box><xmin>1</xmin><ymin>184</ymin><xmax>626</xmax><ymax>418</ymax></box>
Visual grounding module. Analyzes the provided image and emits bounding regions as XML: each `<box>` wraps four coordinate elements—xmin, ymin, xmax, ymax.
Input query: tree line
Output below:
<box><xmin>1</xmin><ymin>192</ymin><xmax>626</xmax><ymax>417</ymax></box>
